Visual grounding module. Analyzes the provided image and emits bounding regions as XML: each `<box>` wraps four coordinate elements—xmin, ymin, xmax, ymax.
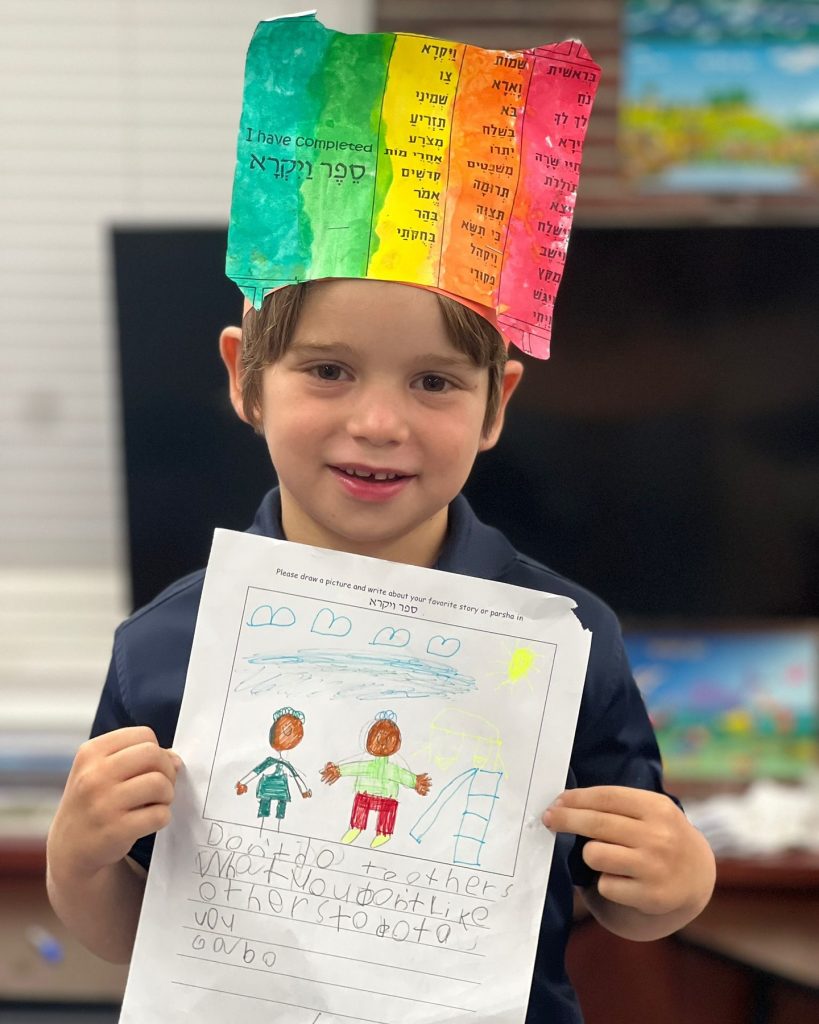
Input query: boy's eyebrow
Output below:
<box><xmin>409</xmin><ymin>350</ymin><xmax>477</xmax><ymax>367</ymax></box>
<box><xmin>288</xmin><ymin>339</ymin><xmax>479</xmax><ymax>369</ymax></box>
<box><xmin>288</xmin><ymin>339</ymin><xmax>357</xmax><ymax>356</ymax></box>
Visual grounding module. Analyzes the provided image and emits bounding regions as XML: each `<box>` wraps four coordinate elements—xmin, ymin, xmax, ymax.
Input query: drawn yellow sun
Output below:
<box><xmin>498</xmin><ymin>645</ymin><xmax>537</xmax><ymax>693</ymax></box>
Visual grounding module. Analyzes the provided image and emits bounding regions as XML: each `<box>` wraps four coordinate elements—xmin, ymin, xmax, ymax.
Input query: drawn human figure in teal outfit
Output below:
<box><xmin>235</xmin><ymin>707</ymin><xmax>311</xmax><ymax>825</ymax></box>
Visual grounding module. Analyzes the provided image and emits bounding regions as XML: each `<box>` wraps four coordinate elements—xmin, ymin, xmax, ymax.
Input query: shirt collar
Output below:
<box><xmin>248</xmin><ymin>487</ymin><xmax>517</xmax><ymax>582</ymax></box>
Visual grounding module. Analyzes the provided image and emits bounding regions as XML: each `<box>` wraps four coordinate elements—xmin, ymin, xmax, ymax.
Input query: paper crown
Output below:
<box><xmin>226</xmin><ymin>13</ymin><xmax>600</xmax><ymax>359</ymax></box>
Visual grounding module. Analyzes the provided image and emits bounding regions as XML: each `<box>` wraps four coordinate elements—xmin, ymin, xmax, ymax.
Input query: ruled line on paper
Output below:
<box><xmin>177</xmin><ymin>953</ymin><xmax>476</xmax><ymax>1012</ymax></box>
<box><xmin>184</xmin><ymin>898</ymin><xmax>486</xmax><ymax>957</ymax></box>
<box><xmin>180</xmin><ymin>924</ymin><xmax>479</xmax><ymax>983</ymax></box>
<box><xmin>171</xmin><ymin>981</ymin><xmax>391</xmax><ymax>1024</ymax></box>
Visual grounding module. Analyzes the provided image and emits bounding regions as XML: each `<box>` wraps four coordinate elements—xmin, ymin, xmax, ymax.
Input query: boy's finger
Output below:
<box><xmin>550</xmin><ymin>786</ymin><xmax>658</xmax><ymax>820</ymax></box>
<box><xmin>543</xmin><ymin>804</ymin><xmax>643</xmax><ymax>847</ymax></box>
<box><xmin>581</xmin><ymin>839</ymin><xmax>639</xmax><ymax>878</ymax></box>
<box><xmin>123</xmin><ymin>803</ymin><xmax>173</xmax><ymax>841</ymax></box>
<box><xmin>117</xmin><ymin>772</ymin><xmax>176</xmax><ymax>812</ymax></box>
<box><xmin>594</xmin><ymin>873</ymin><xmax>644</xmax><ymax>910</ymax></box>
<box><xmin>82</xmin><ymin>726</ymin><xmax>160</xmax><ymax>757</ymax></box>
<box><xmin>108</xmin><ymin>742</ymin><xmax>179</xmax><ymax>784</ymax></box>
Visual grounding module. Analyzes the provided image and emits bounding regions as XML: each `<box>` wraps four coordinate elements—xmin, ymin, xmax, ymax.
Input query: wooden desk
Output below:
<box><xmin>567</xmin><ymin>854</ymin><xmax>819</xmax><ymax>1024</ymax></box>
<box><xmin>680</xmin><ymin>857</ymin><xmax>819</xmax><ymax>992</ymax></box>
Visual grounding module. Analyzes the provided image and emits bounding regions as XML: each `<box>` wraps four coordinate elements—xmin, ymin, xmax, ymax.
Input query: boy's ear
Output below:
<box><xmin>219</xmin><ymin>325</ymin><xmax>252</xmax><ymax>425</ymax></box>
<box><xmin>479</xmin><ymin>359</ymin><xmax>524</xmax><ymax>452</ymax></box>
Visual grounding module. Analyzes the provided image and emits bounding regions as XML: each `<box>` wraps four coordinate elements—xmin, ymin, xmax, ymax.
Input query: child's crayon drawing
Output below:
<box><xmin>497</xmin><ymin>644</ymin><xmax>538</xmax><ymax>694</ymax></box>
<box><xmin>234</xmin><ymin>647</ymin><xmax>476</xmax><ymax>701</ymax></box>
<box><xmin>311</xmin><ymin>607</ymin><xmax>352</xmax><ymax>637</ymax></box>
<box><xmin>320</xmin><ymin>710</ymin><xmax>431</xmax><ymax>849</ymax></box>
<box><xmin>426</xmin><ymin>635</ymin><xmax>461</xmax><ymax>658</ymax></box>
<box><xmin>409</xmin><ymin>708</ymin><xmax>505</xmax><ymax>865</ymax></box>
<box><xmin>121</xmin><ymin>530</ymin><xmax>591</xmax><ymax>1024</ymax></box>
<box><xmin>247</xmin><ymin>604</ymin><xmax>297</xmax><ymax>628</ymax></box>
<box><xmin>234</xmin><ymin>707</ymin><xmax>312</xmax><ymax>831</ymax></box>
<box><xmin>410</xmin><ymin>768</ymin><xmax>503</xmax><ymax>867</ymax></box>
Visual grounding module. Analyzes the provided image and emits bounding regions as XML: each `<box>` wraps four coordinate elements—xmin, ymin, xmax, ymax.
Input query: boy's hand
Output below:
<box><xmin>543</xmin><ymin>786</ymin><xmax>715</xmax><ymax>922</ymax></box>
<box><xmin>48</xmin><ymin>727</ymin><xmax>181</xmax><ymax>883</ymax></box>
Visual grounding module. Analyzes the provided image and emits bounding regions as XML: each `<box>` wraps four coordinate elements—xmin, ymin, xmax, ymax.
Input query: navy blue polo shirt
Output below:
<box><xmin>92</xmin><ymin>488</ymin><xmax>672</xmax><ymax>1023</ymax></box>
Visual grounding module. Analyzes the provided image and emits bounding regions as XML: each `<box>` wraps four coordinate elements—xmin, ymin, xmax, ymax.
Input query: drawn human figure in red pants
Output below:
<box><xmin>320</xmin><ymin>710</ymin><xmax>431</xmax><ymax>849</ymax></box>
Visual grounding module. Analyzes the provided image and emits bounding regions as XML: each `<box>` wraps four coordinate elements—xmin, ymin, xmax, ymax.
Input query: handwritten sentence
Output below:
<box><xmin>191</xmin><ymin>825</ymin><xmax>510</xmax><ymax>952</ymax></box>
<box><xmin>174</xmin><ymin>826</ymin><xmax>508</xmax><ymax>1017</ymax></box>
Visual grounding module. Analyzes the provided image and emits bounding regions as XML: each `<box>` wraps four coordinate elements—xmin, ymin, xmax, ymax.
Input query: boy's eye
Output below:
<box><xmin>312</xmin><ymin>363</ymin><xmax>344</xmax><ymax>381</ymax></box>
<box><xmin>419</xmin><ymin>374</ymin><xmax>450</xmax><ymax>393</ymax></box>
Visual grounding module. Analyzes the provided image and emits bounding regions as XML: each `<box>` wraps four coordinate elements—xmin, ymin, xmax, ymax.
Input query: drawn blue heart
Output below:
<box><xmin>311</xmin><ymin>607</ymin><xmax>352</xmax><ymax>637</ymax></box>
<box><xmin>247</xmin><ymin>604</ymin><xmax>296</xmax><ymax>628</ymax></box>
<box><xmin>426</xmin><ymin>635</ymin><xmax>461</xmax><ymax>658</ymax></box>
<box><xmin>371</xmin><ymin>626</ymin><xmax>411</xmax><ymax>648</ymax></box>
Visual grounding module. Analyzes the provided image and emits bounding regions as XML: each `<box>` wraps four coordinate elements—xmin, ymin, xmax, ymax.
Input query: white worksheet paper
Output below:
<box><xmin>120</xmin><ymin>528</ymin><xmax>591</xmax><ymax>1023</ymax></box>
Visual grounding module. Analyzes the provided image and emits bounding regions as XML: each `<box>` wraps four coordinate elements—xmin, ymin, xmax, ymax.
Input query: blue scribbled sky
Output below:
<box><xmin>235</xmin><ymin>648</ymin><xmax>476</xmax><ymax>702</ymax></box>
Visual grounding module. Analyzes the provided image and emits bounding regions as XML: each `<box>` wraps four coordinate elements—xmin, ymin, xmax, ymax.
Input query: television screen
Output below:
<box><xmin>113</xmin><ymin>226</ymin><xmax>819</xmax><ymax>618</ymax></box>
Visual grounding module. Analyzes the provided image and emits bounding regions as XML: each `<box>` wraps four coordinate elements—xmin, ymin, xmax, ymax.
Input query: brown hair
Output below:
<box><xmin>270</xmin><ymin>713</ymin><xmax>304</xmax><ymax>752</ymax></box>
<box><xmin>239</xmin><ymin>282</ymin><xmax>508</xmax><ymax>434</ymax></box>
<box><xmin>366</xmin><ymin>719</ymin><xmax>401</xmax><ymax>757</ymax></box>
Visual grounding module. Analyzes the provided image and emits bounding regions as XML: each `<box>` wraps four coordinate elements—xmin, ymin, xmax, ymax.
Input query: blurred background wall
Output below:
<box><xmin>5</xmin><ymin>0</ymin><xmax>818</xmax><ymax>736</ymax></box>
<box><xmin>0</xmin><ymin>0</ymin><xmax>372</xmax><ymax>741</ymax></box>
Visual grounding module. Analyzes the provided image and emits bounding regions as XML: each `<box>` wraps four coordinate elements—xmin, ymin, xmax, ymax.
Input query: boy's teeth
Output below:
<box><xmin>342</xmin><ymin>468</ymin><xmax>398</xmax><ymax>480</ymax></box>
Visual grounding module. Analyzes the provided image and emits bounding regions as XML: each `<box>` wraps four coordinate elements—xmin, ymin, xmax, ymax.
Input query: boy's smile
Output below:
<box><xmin>225</xmin><ymin>279</ymin><xmax>521</xmax><ymax>567</ymax></box>
<box><xmin>330</xmin><ymin>463</ymin><xmax>415</xmax><ymax>503</ymax></box>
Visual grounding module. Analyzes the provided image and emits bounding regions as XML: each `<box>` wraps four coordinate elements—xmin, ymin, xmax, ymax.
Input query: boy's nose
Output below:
<box><xmin>346</xmin><ymin>387</ymin><xmax>410</xmax><ymax>446</ymax></box>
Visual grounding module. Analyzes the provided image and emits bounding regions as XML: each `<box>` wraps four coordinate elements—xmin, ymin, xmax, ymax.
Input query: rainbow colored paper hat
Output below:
<box><xmin>226</xmin><ymin>12</ymin><xmax>600</xmax><ymax>359</ymax></box>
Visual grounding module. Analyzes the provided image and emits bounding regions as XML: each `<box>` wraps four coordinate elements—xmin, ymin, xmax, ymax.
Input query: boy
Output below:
<box><xmin>47</xmin><ymin>275</ymin><xmax>715</xmax><ymax>1020</ymax></box>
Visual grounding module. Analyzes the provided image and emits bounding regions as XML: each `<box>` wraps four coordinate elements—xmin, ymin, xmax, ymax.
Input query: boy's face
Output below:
<box><xmin>223</xmin><ymin>279</ymin><xmax>521</xmax><ymax>566</ymax></box>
